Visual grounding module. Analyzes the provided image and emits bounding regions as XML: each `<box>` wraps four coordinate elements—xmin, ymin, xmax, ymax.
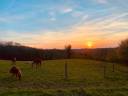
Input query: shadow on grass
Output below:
<box><xmin>0</xmin><ymin>88</ymin><xmax>128</xmax><ymax>96</ymax></box>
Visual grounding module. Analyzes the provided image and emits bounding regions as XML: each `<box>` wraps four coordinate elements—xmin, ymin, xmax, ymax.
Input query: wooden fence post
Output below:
<box><xmin>64</xmin><ymin>60</ymin><xmax>68</xmax><ymax>80</ymax></box>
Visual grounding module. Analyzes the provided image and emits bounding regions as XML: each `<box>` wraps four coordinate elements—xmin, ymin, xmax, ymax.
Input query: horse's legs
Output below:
<box><xmin>38</xmin><ymin>63</ymin><xmax>41</xmax><ymax>68</ymax></box>
<box><xmin>32</xmin><ymin>63</ymin><xmax>33</xmax><ymax>68</ymax></box>
<box><xmin>35</xmin><ymin>63</ymin><xmax>38</xmax><ymax>69</ymax></box>
<box><xmin>32</xmin><ymin>62</ymin><xmax>34</xmax><ymax>68</ymax></box>
<box><xmin>18</xmin><ymin>73</ymin><xmax>21</xmax><ymax>80</ymax></box>
<box><xmin>32</xmin><ymin>62</ymin><xmax>42</xmax><ymax>69</ymax></box>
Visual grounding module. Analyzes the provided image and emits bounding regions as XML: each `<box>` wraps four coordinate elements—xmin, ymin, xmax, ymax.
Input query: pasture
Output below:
<box><xmin>0</xmin><ymin>59</ymin><xmax>128</xmax><ymax>96</ymax></box>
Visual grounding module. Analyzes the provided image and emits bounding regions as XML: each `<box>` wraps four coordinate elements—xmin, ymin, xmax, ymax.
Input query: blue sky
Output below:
<box><xmin>0</xmin><ymin>0</ymin><xmax>128</xmax><ymax>48</ymax></box>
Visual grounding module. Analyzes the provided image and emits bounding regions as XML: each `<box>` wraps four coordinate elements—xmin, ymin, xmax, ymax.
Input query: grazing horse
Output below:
<box><xmin>32</xmin><ymin>58</ymin><xmax>42</xmax><ymax>68</ymax></box>
<box><xmin>9</xmin><ymin>66</ymin><xmax>22</xmax><ymax>80</ymax></box>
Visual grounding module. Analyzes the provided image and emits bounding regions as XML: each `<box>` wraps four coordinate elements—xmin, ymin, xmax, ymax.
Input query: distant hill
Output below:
<box><xmin>0</xmin><ymin>41</ymin><xmax>116</xmax><ymax>61</ymax></box>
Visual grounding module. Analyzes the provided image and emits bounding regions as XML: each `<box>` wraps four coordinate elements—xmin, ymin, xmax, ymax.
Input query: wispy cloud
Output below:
<box><xmin>0</xmin><ymin>0</ymin><xmax>128</xmax><ymax>48</ymax></box>
<box><xmin>0</xmin><ymin>14</ymin><xmax>27</xmax><ymax>24</ymax></box>
<box><xmin>1</xmin><ymin>11</ymin><xmax>127</xmax><ymax>49</ymax></box>
<box><xmin>95</xmin><ymin>0</ymin><xmax>108</xmax><ymax>4</ymax></box>
<box><xmin>50</xmin><ymin>17</ymin><xmax>56</xmax><ymax>21</ymax></box>
<box><xmin>62</xmin><ymin>8</ymin><xmax>73</xmax><ymax>13</ymax></box>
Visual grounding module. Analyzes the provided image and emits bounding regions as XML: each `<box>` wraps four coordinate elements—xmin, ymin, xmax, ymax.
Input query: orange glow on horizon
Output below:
<box><xmin>86</xmin><ymin>41</ymin><xmax>93</xmax><ymax>48</ymax></box>
<box><xmin>26</xmin><ymin>38</ymin><xmax>122</xmax><ymax>49</ymax></box>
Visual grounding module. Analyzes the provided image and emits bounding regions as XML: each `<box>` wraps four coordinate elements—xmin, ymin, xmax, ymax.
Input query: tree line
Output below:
<box><xmin>0</xmin><ymin>44</ymin><xmax>65</xmax><ymax>60</ymax></box>
<box><xmin>73</xmin><ymin>38</ymin><xmax>128</xmax><ymax>63</ymax></box>
<box><xmin>0</xmin><ymin>38</ymin><xmax>128</xmax><ymax>64</ymax></box>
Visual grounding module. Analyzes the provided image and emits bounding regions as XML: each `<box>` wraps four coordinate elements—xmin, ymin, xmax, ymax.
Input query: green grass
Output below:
<box><xmin>0</xmin><ymin>59</ymin><xmax>128</xmax><ymax>96</ymax></box>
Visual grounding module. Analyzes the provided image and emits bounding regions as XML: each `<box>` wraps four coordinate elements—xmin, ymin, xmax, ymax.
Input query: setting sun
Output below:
<box><xmin>0</xmin><ymin>0</ymin><xmax>128</xmax><ymax>95</ymax></box>
<box><xmin>87</xmin><ymin>41</ymin><xmax>93</xmax><ymax>48</ymax></box>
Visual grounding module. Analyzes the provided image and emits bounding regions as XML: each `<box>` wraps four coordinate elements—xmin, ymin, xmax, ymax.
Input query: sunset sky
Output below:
<box><xmin>0</xmin><ymin>0</ymin><xmax>128</xmax><ymax>49</ymax></box>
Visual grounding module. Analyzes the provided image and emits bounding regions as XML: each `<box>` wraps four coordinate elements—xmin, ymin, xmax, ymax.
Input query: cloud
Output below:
<box><xmin>1</xmin><ymin>12</ymin><xmax>127</xmax><ymax>49</ymax></box>
<box><xmin>62</xmin><ymin>8</ymin><xmax>73</xmax><ymax>13</ymax></box>
<box><xmin>0</xmin><ymin>2</ymin><xmax>127</xmax><ymax>49</ymax></box>
<box><xmin>71</xmin><ymin>11</ymin><xmax>84</xmax><ymax>17</ymax></box>
<box><xmin>0</xmin><ymin>14</ymin><xmax>27</xmax><ymax>24</ymax></box>
<box><xmin>48</xmin><ymin>4</ymin><xmax>74</xmax><ymax>14</ymax></box>
<box><xmin>50</xmin><ymin>17</ymin><xmax>56</xmax><ymax>21</ymax></box>
<box><xmin>0</xmin><ymin>17</ymin><xmax>9</xmax><ymax>23</ymax></box>
<box><xmin>95</xmin><ymin>0</ymin><xmax>108</xmax><ymax>4</ymax></box>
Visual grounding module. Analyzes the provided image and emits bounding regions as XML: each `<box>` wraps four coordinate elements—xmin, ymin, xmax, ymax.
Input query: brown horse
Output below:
<box><xmin>9</xmin><ymin>66</ymin><xmax>22</xmax><ymax>80</ymax></box>
<box><xmin>32</xmin><ymin>58</ymin><xmax>42</xmax><ymax>68</ymax></box>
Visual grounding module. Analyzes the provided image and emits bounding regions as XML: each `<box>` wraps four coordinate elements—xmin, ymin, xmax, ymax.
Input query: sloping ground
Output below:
<box><xmin>0</xmin><ymin>59</ymin><xmax>128</xmax><ymax>96</ymax></box>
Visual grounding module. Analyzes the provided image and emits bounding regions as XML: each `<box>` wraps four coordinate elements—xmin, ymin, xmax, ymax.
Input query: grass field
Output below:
<box><xmin>0</xmin><ymin>59</ymin><xmax>128</xmax><ymax>96</ymax></box>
